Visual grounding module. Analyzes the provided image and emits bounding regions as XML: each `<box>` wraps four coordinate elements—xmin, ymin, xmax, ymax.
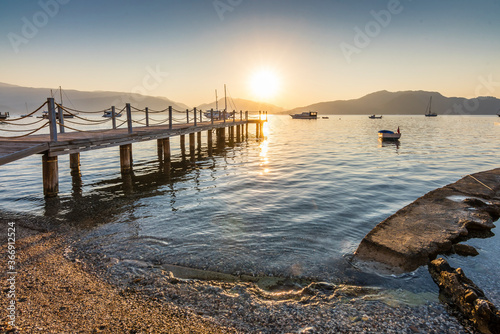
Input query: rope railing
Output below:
<box><xmin>0</xmin><ymin>97</ymin><xmax>262</xmax><ymax>141</ymax></box>
<box><xmin>0</xmin><ymin>101</ymin><xmax>48</xmax><ymax>122</ymax></box>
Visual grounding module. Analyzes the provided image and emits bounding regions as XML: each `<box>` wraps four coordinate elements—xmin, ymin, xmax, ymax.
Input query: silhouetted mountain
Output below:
<box><xmin>286</xmin><ymin>90</ymin><xmax>500</xmax><ymax>115</ymax></box>
<box><xmin>197</xmin><ymin>98</ymin><xmax>283</xmax><ymax>114</ymax></box>
<box><xmin>0</xmin><ymin>83</ymin><xmax>189</xmax><ymax>114</ymax></box>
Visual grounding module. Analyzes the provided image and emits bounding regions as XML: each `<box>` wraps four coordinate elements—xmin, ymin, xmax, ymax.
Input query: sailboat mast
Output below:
<box><xmin>215</xmin><ymin>89</ymin><xmax>218</xmax><ymax>111</ymax></box>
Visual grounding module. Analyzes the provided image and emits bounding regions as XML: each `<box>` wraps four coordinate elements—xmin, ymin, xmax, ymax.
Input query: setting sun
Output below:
<box><xmin>249</xmin><ymin>68</ymin><xmax>280</xmax><ymax>101</ymax></box>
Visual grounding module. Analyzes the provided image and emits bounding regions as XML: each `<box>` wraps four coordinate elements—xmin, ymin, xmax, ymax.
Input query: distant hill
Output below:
<box><xmin>0</xmin><ymin>83</ymin><xmax>189</xmax><ymax>115</ymax></box>
<box><xmin>197</xmin><ymin>98</ymin><xmax>283</xmax><ymax>114</ymax></box>
<box><xmin>286</xmin><ymin>90</ymin><xmax>500</xmax><ymax>116</ymax></box>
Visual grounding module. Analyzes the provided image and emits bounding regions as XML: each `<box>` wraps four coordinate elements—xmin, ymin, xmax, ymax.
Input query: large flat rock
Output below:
<box><xmin>354</xmin><ymin>168</ymin><xmax>500</xmax><ymax>273</ymax></box>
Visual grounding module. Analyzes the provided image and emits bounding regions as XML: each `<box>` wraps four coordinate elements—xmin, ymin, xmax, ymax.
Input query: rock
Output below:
<box><xmin>428</xmin><ymin>258</ymin><xmax>500</xmax><ymax>334</ymax></box>
<box><xmin>453</xmin><ymin>244</ymin><xmax>479</xmax><ymax>257</ymax></box>
<box><xmin>354</xmin><ymin>168</ymin><xmax>500</xmax><ymax>273</ymax></box>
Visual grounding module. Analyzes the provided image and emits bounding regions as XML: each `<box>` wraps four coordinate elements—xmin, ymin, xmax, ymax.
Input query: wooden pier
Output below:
<box><xmin>0</xmin><ymin>98</ymin><xmax>267</xmax><ymax>197</ymax></box>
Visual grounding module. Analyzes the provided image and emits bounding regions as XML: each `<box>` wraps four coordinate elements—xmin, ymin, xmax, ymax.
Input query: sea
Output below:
<box><xmin>1</xmin><ymin>114</ymin><xmax>499</xmax><ymax>305</ymax></box>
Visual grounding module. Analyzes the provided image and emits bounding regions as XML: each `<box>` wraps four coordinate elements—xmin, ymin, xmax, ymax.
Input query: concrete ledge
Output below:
<box><xmin>354</xmin><ymin>168</ymin><xmax>500</xmax><ymax>273</ymax></box>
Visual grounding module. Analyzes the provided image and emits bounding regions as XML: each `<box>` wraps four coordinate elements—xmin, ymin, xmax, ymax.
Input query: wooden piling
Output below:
<box><xmin>162</xmin><ymin>138</ymin><xmax>171</xmax><ymax>163</ymax></box>
<box><xmin>197</xmin><ymin>131</ymin><xmax>202</xmax><ymax>151</ymax></box>
<box><xmin>189</xmin><ymin>132</ymin><xmax>195</xmax><ymax>158</ymax></box>
<box><xmin>69</xmin><ymin>153</ymin><xmax>81</xmax><ymax>176</ymax></box>
<box><xmin>207</xmin><ymin>130</ymin><xmax>213</xmax><ymax>156</ymax></box>
<box><xmin>180</xmin><ymin>134</ymin><xmax>186</xmax><ymax>156</ymax></box>
<box><xmin>42</xmin><ymin>153</ymin><xmax>58</xmax><ymax>197</ymax></box>
<box><xmin>120</xmin><ymin>144</ymin><xmax>133</xmax><ymax>174</ymax></box>
<box><xmin>236</xmin><ymin>124</ymin><xmax>241</xmax><ymax>142</ymax></box>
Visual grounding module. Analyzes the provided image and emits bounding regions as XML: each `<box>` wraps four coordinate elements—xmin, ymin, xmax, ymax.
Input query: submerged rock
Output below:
<box><xmin>428</xmin><ymin>258</ymin><xmax>500</xmax><ymax>334</ymax></box>
<box><xmin>354</xmin><ymin>168</ymin><xmax>500</xmax><ymax>273</ymax></box>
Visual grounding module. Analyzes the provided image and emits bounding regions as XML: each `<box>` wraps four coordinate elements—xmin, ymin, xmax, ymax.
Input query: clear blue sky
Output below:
<box><xmin>1</xmin><ymin>0</ymin><xmax>499</xmax><ymax>108</ymax></box>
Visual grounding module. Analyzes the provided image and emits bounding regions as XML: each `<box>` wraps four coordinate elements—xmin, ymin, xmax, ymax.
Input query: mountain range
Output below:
<box><xmin>1</xmin><ymin>82</ymin><xmax>498</xmax><ymax>116</ymax></box>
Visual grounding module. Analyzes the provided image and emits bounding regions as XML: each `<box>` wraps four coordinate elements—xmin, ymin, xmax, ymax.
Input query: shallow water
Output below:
<box><xmin>1</xmin><ymin>115</ymin><xmax>499</xmax><ymax>303</ymax></box>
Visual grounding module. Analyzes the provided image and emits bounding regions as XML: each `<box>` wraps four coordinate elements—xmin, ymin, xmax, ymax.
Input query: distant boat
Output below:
<box><xmin>425</xmin><ymin>97</ymin><xmax>437</xmax><ymax>117</ymax></box>
<box><xmin>322</xmin><ymin>116</ymin><xmax>329</xmax><ymax>119</ymax></box>
<box><xmin>204</xmin><ymin>85</ymin><xmax>234</xmax><ymax>120</ymax></box>
<box><xmin>0</xmin><ymin>112</ymin><xmax>9</xmax><ymax>120</ymax></box>
<box><xmin>37</xmin><ymin>111</ymin><xmax>74</xmax><ymax>119</ymax></box>
<box><xmin>102</xmin><ymin>110</ymin><xmax>122</xmax><ymax>118</ymax></box>
<box><xmin>378</xmin><ymin>127</ymin><xmax>401</xmax><ymax>141</ymax></box>
<box><xmin>290</xmin><ymin>111</ymin><xmax>318</xmax><ymax>119</ymax></box>
<box><xmin>369</xmin><ymin>115</ymin><xmax>382</xmax><ymax>119</ymax></box>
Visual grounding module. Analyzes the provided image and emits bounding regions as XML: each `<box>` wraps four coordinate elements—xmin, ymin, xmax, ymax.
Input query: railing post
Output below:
<box><xmin>126</xmin><ymin>103</ymin><xmax>133</xmax><ymax>134</ymax></box>
<box><xmin>111</xmin><ymin>106</ymin><xmax>117</xmax><ymax>129</ymax></box>
<box><xmin>199</xmin><ymin>109</ymin><xmax>202</xmax><ymax>123</ymax></box>
<box><xmin>240</xmin><ymin>110</ymin><xmax>242</xmax><ymax>121</ymax></box>
<box><xmin>186</xmin><ymin>109</ymin><xmax>189</xmax><ymax>124</ymax></box>
<box><xmin>145</xmin><ymin>107</ymin><xmax>149</xmax><ymax>127</ymax></box>
<box><xmin>223</xmin><ymin>109</ymin><xmax>226</xmax><ymax>124</ymax></box>
<box><xmin>47</xmin><ymin>97</ymin><xmax>57</xmax><ymax>142</ymax></box>
<box><xmin>194</xmin><ymin>107</ymin><xmax>197</xmax><ymax>126</ymax></box>
<box><xmin>57</xmin><ymin>104</ymin><xmax>65</xmax><ymax>134</ymax></box>
<box><xmin>233</xmin><ymin>110</ymin><xmax>235</xmax><ymax>123</ymax></box>
<box><xmin>245</xmin><ymin>111</ymin><xmax>248</xmax><ymax>121</ymax></box>
<box><xmin>211</xmin><ymin>108</ymin><xmax>214</xmax><ymax>125</ymax></box>
<box><xmin>169</xmin><ymin>106</ymin><xmax>172</xmax><ymax>130</ymax></box>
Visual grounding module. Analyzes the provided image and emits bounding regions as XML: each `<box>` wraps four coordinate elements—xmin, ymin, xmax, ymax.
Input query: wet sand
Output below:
<box><xmin>0</xmin><ymin>212</ymin><xmax>473</xmax><ymax>333</ymax></box>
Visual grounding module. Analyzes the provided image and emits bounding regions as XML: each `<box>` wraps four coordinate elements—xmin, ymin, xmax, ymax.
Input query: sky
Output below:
<box><xmin>1</xmin><ymin>0</ymin><xmax>499</xmax><ymax>108</ymax></box>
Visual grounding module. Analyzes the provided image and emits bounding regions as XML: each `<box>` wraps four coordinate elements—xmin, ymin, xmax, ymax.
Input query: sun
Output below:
<box><xmin>249</xmin><ymin>68</ymin><xmax>280</xmax><ymax>101</ymax></box>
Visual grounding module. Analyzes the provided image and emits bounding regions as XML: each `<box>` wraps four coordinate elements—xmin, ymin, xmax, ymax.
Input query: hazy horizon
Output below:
<box><xmin>1</xmin><ymin>0</ymin><xmax>499</xmax><ymax>108</ymax></box>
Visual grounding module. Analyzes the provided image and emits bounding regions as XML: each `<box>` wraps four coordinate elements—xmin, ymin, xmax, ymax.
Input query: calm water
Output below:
<box><xmin>1</xmin><ymin>115</ymin><xmax>499</xmax><ymax>301</ymax></box>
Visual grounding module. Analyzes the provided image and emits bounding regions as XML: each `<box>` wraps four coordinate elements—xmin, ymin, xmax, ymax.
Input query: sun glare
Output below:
<box><xmin>249</xmin><ymin>69</ymin><xmax>280</xmax><ymax>101</ymax></box>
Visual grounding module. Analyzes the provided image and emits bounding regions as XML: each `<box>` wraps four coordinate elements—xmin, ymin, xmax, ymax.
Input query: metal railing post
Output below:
<box><xmin>47</xmin><ymin>98</ymin><xmax>57</xmax><ymax>142</ymax></box>
<box><xmin>194</xmin><ymin>107</ymin><xmax>197</xmax><ymax>126</ymax></box>
<box><xmin>57</xmin><ymin>104</ymin><xmax>65</xmax><ymax>134</ymax></box>
<box><xmin>168</xmin><ymin>106</ymin><xmax>172</xmax><ymax>129</ymax></box>
<box><xmin>211</xmin><ymin>108</ymin><xmax>214</xmax><ymax>125</ymax></box>
<box><xmin>111</xmin><ymin>106</ymin><xmax>116</xmax><ymax>129</ymax></box>
<box><xmin>186</xmin><ymin>109</ymin><xmax>189</xmax><ymax>124</ymax></box>
<box><xmin>126</xmin><ymin>103</ymin><xmax>133</xmax><ymax>134</ymax></box>
<box><xmin>145</xmin><ymin>107</ymin><xmax>149</xmax><ymax>127</ymax></box>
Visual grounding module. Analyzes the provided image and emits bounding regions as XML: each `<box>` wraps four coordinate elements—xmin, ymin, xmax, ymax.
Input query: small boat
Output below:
<box><xmin>425</xmin><ymin>97</ymin><xmax>437</xmax><ymax>117</ymax></box>
<box><xmin>369</xmin><ymin>115</ymin><xmax>382</xmax><ymax>119</ymax></box>
<box><xmin>203</xmin><ymin>110</ymin><xmax>233</xmax><ymax>120</ymax></box>
<box><xmin>322</xmin><ymin>116</ymin><xmax>329</xmax><ymax>119</ymax></box>
<box><xmin>378</xmin><ymin>128</ymin><xmax>401</xmax><ymax>141</ymax></box>
<box><xmin>290</xmin><ymin>111</ymin><xmax>318</xmax><ymax>119</ymax></box>
<box><xmin>37</xmin><ymin>111</ymin><xmax>74</xmax><ymax>119</ymax></box>
<box><xmin>0</xmin><ymin>112</ymin><xmax>10</xmax><ymax>120</ymax></box>
<box><xmin>102</xmin><ymin>110</ymin><xmax>122</xmax><ymax>118</ymax></box>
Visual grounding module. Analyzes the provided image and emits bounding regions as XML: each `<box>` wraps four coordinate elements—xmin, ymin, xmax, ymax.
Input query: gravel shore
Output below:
<box><xmin>0</xmin><ymin>212</ymin><xmax>477</xmax><ymax>333</ymax></box>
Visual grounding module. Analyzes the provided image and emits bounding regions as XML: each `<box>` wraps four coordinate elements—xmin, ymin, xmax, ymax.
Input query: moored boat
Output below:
<box><xmin>378</xmin><ymin>128</ymin><xmax>401</xmax><ymax>141</ymax></box>
<box><xmin>102</xmin><ymin>110</ymin><xmax>122</xmax><ymax>118</ymax></box>
<box><xmin>425</xmin><ymin>97</ymin><xmax>437</xmax><ymax>117</ymax></box>
<box><xmin>0</xmin><ymin>112</ymin><xmax>10</xmax><ymax>120</ymax></box>
<box><xmin>290</xmin><ymin>111</ymin><xmax>317</xmax><ymax>119</ymax></box>
<box><xmin>369</xmin><ymin>115</ymin><xmax>382</xmax><ymax>119</ymax></box>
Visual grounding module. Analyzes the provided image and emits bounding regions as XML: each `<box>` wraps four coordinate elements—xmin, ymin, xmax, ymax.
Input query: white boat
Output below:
<box><xmin>203</xmin><ymin>109</ymin><xmax>233</xmax><ymax>120</ymax></box>
<box><xmin>102</xmin><ymin>110</ymin><xmax>122</xmax><ymax>118</ymax></box>
<box><xmin>0</xmin><ymin>112</ymin><xmax>9</xmax><ymax>120</ymax></box>
<box><xmin>38</xmin><ymin>111</ymin><xmax>74</xmax><ymax>119</ymax></box>
<box><xmin>290</xmin><ymin>111</ymin><xmax>318</xmax><ymax>119</ymax></box>
<box><xmin>378</xmin><ymin>128</ymin><xmax>401</xmax><ymax>141</ymax></box>
<box><xmin>425</xmin><ymin>97</ymin><xmax>437</xmax><ymax>117</ymax></box>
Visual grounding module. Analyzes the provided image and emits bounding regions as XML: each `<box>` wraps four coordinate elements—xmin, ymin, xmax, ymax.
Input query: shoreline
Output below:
<box><xmin>0</xmin><ymin>212</ymin><xmax>473</xmax><ymax>333</ymax></box>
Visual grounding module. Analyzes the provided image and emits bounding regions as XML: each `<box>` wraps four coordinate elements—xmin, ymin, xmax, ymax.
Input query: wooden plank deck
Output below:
<box><xmin>0</xmin><ymin>119</ymin><xmax>255</xmax><ymax>165</ymax></box>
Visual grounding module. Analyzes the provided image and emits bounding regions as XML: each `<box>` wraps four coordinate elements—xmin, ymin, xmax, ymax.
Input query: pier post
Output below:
<box><xmin>120</xmin><ymin>144</ymin><xmax>133</xmax><ymax>174</ymax></box>
<box><xmin>197</xmin><ymin>131</ymin><xmax>202</xmax><ymax>151</ymax></box>
<box><xmin>47</xmin><ymin>98</ymin><xmax>57</xmax><ymax>142</ymax></box>
<box><xmin>169</xmin><ymin>106</ymin><xmax>173</xmax><ymax>130</ymax></box>
<box><xmin>260</xmin><ymin>121</ymin><xmax>265</xmax><ymax>138</ymax></box>
<box><xmin>111</xmin><ymin>106</ymin><xmax>117</xmax><ymax>129</ymax></box>
<box><xmin>256</xmin><ymin>122</ymin><xmax>260</xmax><ymax>138</ymax></box>
<box><xmin>186</xmin><ymin>109</ymin><xmax>189</xmax><ymax>124</ymax></box>
<box><xmin>189</xmin><ymin>132</ymin><xmax>195</xmax><ymax>159</ymax></box>
<box><xmin>194</xmin><ymin>108</ymin><xmax>197</xmax><ymax>126</ymax></box>
<box><xmin>57</xmin><ymin>104</ymin><xmax>65</xmax><ymax>134</ymax></box>
<box><xmin>69</xmin><ymin>153</ymin><xmax>81</xmax><ymax>176</ymax></box>
<box><xmin>126</xmin><ymin>103</ymin><xmax>133</xmax><ymax>134</ymax></box>
<box><xmin>162</xmin><ymin>138</ymin><xmax>171</xmax><ymax>163</ymax></box>
<box><xmin>207</xmin><ymin>130</ymin><xmax>213</xmax><ymax>156</ymax></box>
<box><xmin>145</xmin><ymin>107</ymin><xmax>149</xmax><ymax>127</ymax></box>
<box><xmin>236</xmin><ymin>123</ymin><xmax>241</xmax><ymax>142</ymax></box>
<box><xmin>157</xmin><ymin>139</ymin><xmax>163</xmax><ymax>162</ymax></box>
<box><xmin>199</xmin><ymin>109</ymin><xmax>202</xmax><ymax>123</ymax></box>
<box><xmin>211</xmin><ymin>109</ymin><xmax>214</xmax><ymax>125</ymax></box>
<box><xmin>42</xmin><ymin>153</ymin><xmax>58</xmax><ymax>197</ymax></box>
<box><xmin>233</xmin><ymin>110</ymin><xmax>235</xmax><ymax>123</ymax></box>
<box><xmin>180</xmin><ymin>134</ymin><xmax>186</xmax><ymax>157</ymax></box>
